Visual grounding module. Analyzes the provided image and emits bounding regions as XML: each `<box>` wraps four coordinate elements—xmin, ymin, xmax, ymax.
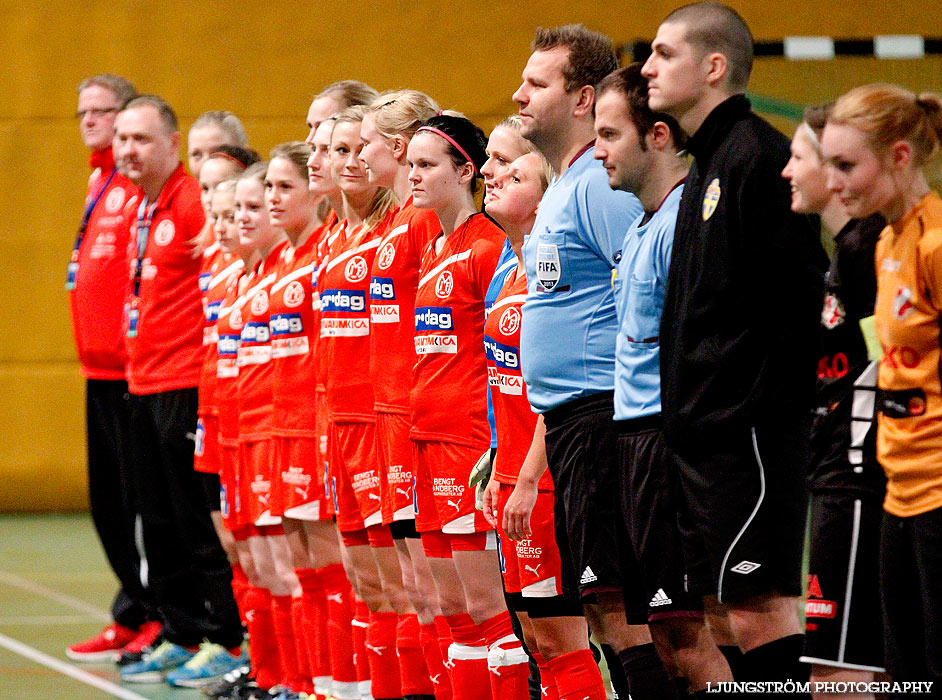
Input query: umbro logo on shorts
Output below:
<box><xmin>580</xmin><ymin>566</ymin><xmax>597</xmax><ymax>584</ymax></box>
<box><xmin>649</xmin><ymin>588</ymin><xmax>673</xmax><ymax>607</ymax></box>
<box><xmin>731</xmin><ymin>560</ymin><xmax>761</xmax><ymax>575</ymax></box>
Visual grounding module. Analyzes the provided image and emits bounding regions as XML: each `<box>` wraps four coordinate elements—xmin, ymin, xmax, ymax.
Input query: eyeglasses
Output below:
<box><xmin>76</xmin><ymin>107</ymin><xmax>120</xmax><ymax>120</ymax></box>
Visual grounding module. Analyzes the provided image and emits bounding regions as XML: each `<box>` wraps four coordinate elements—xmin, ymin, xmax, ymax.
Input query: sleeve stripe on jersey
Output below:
<box><xmin>494</xmin><ymin>258</ymin><xmax>518</xmax><ymax>278</ymax></box>
<box><xmin>270</xmin><ymin>261</ymin><xmax>317</xmax><ymax>294</ymax></box>
<box><xmin>244</xmin><ymin>272</ymin><xmax>278</xmax><ymax>299</ymax></box>
<box><xmin>325</xmin><ymin>236</ymin><xmax>382</xmax><ymax>274</ymax></box>
<box><xmin>488</xmin><ymin>293</ymin><xmax>528</xmax><ymax>315</ymax></box>
<box><xmin>203</xmin><ymin>241</ymin><xmax>222</xmax><ymax>259</ymax></box>
<box><xmin>209</xmin><ymin>260</ymin><xmax>245</xmax><ymax>289</ymax></box>
<box><xmin>418</xmin><ymin>249</ymin><xmax>473</xmax><ymax>288</ymax></box>
<box><xmin>378</xmin><ymin>224</ymin><xmax>409</xmax><ymax>249</ymax></box>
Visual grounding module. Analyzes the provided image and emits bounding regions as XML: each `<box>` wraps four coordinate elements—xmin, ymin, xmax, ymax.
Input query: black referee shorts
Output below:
<box><xmin>616</xmin><ymin>415</ymin><xmax>703</xmax><ymax>621</ymax></box>
<box><xmin>543</xmin><ymin>392</ymin><xmax>646</xmax><ymax>623</ymax></box>
<box><xmin>672</xmin><ymin>414</ymin><xmax>810</xmax><ymax>603</ymax></box>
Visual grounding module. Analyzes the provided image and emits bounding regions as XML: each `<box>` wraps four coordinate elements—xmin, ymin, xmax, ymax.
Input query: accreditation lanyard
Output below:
<box><xmin>65</xmin><ymin>169</ymin><xmax>117</xmax><ymax>290</ymax></box>
<box><xmin>127</xmin><ymin>196</ymin><xmax>158</xmax><ymax>338</ymax></box>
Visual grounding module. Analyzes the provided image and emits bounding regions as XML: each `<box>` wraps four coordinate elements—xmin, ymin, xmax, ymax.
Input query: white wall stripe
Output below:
<box><xmin>875</xmin><ymin>35</ymin><xmax>925</xmax><ymax>58</ymax></box>
<box><xmin>0</xmin><ymin>631</ymin><xmax>151</xmax><ymax>700</ymax></box>
<box><xmin>784</xmin><ymin>36</ymin><xmax>835</xmax><ymax>60</ymax></box>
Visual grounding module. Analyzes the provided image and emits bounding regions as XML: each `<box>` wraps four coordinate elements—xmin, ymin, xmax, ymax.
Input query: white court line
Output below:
<box><xmin>0</xmin><ymin>570</ymin><xmax>110</xmax><ymax>622</ymax></box>
<box><xmin>0</xmin><ymin>631</ymin><xmax>150</xmax><ymax>700</ymax></box>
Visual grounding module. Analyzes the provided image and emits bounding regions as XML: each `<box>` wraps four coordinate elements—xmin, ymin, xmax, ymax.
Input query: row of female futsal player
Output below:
<box><xmin>190</xmin><ymin>80</ymin><xmax>600</xmax><ymax>700</ymax></box>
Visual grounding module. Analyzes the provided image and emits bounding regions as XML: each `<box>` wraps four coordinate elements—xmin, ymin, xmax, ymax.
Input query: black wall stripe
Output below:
<box><xmin>620</xmin><ymin>37</ymin><xmax>942</xmax><ymax>61</ymax></box>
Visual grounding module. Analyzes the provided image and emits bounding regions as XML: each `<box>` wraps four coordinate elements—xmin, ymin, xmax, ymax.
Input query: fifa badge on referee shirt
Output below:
<box><xmin>702</xmin><ymin>178</ymin><xmax>721</xmax><ymax>221</ymax></box>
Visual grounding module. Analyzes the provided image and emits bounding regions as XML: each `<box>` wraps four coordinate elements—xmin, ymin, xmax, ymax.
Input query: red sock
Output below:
<box><xmin>479</xmin><ymin>611</ymin><xmax>528</xmax><ymax>699</ymax></box>
<box><xmin>422</xmin><ymin>621</ymin><xmax>453</xmax><ymax>700</ymax></box>
<box><xmin>444</xmin><ymin>613</ymin><xmax>492</xmax><ymax>700</ymax></box>
<box><xmin>244</xmin><ymin>587</ymin><xmax>281</xmax><ymax>691</ymax></box>
<box><xmin>353</xmin><ymin>599</ymin><xmax>371</xmax><ymax>696</ymax></box>
<box><xmin>296</xmin><ymin>567</ymin><xmax>332</xmax><ymax>696</ymax></box>
<box><xmin>271</xmin><ymin>594</ymin><xmax>304</xmax><ymax>690</ymax></box>
<box><xmin>398</xmin><ymin>614</ymin><xmax>434</xmax><ymax>696</ymax></box>
<box><xmin>533</xmin><ymin>652</ymin><xmax>560</xmax><ymax>700</ymax></box>
<box><xmin>291</xmin><ymin>596</ymin><xmax>315</xmax><ymax>694</ymax></box>
<box><xmin>230</xmin><ymin>562</ymin><xmax>250</xmax><ymax>626</ymax></box>
<box><xmin>323</xmin><ymin>564</ymin><xmax>358</xmax><ymax>700</ymax></box>
<box><xmin>546</xmin><ymin>649</ymin><xmax>607</xmax><ymax>700</ymax></box>
<box><xmin>366</xmin><ymin>610</ymin><xmax>401</xmax><ymax>699</ymax></box>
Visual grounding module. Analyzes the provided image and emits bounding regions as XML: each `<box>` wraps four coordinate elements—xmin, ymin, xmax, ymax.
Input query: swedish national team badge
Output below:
<box><xmin>702</xmin><ymin>178</ymin><xmax>721</xmax><ymax>221</ymax></box>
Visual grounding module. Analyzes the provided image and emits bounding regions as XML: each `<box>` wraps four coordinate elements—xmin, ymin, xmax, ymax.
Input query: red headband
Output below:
<box><xmin>208</xmin><ymin>151</ymin><xmax>247</xmax><ymax>170</ymax></box>
<box><xmin>416</xmin><ymin>126</ymin><xmax>479</xmax><ymax>176</ymax></box>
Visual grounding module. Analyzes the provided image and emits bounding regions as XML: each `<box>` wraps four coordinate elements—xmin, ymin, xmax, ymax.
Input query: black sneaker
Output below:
<box><xmin>203</xmin><ymin>663</ymin><xmax>251</xmax><ymax>698</ymax></box>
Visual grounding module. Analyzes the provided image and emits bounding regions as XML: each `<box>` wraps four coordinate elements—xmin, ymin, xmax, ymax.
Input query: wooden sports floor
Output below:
<box><xmin>0</xmin><ymin>513</ymin><xmax>203</xmax><ymax>700</ymax></box>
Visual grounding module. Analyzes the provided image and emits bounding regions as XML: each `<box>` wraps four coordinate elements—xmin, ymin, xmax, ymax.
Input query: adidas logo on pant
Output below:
<box><xmin>580</xmin><ymin>566</ymin><xmax>597</xmax><ymax>584</ymax></box>
<box><xmin>649</xmin><ymin>588</ymin><xmax>672</xmax><ymax>607</ymax></box>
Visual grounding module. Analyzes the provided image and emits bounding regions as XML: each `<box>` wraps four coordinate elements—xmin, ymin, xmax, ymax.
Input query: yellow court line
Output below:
<box><xmin>0</xmin><ymin>631</ymin><xmax>150</xmax><ymax>700</ymax></box>
<box><xmin>0</xmin><ymin>570</ymin><xmax>110</xmax><ymax>622</ymax></box>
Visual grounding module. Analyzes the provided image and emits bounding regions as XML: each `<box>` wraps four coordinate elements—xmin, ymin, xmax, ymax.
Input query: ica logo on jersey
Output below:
<box><xmin>345</xmin><ymin>255</ymin><xmax>369</xmax><ymax>283</ymax></box>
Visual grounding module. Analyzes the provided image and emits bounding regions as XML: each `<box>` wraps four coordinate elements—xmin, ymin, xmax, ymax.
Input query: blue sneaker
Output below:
<box><xmin>165</xmin><ymin>641</ymin><xmax>249</xmax><ymax>688</ymax></box>
<box><xmin>120</xmin><ymin>640</ymin><xmax>195</xmax><ymax>683</ymax></box>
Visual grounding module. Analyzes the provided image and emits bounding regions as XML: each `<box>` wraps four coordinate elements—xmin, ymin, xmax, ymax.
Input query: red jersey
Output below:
<box><xmin>216</xmin><ymin>273</ymin><xmax>247</xmax><ymax>445</ymax></box>
<box><xmin>199</xmin><ymin>246</ymin><xmax>243</xmax><ymax>414</ymax></box>
<box><xmin>410</xmin><ymin>213</ymin><xmax>504</xmax><ymax>446</ymax></box>
<box><xmin>68</xmin><ymin>147</ymin><xmax>134</xmax><ymax>380</ymax></box>
<box><xmin>485</xmin><ymin>269</ymin><xmax>552</xmax><ymax>490</ymax></box>
<box><xmin>320</xmin><ymin>214</ymin><xmax>394</xmax><ymax>421</ymax></box>
<box><xmin>369</xmin><ymin>198</ymin><xmax>440</xmax><ymax>413</ymax></box>
<box><xmin>315</xmin><ymin>219</ymin><xmax>345</xmax><ymax>390</ymax></box>
<box><xmin>237</xmin><ymin>242</ymin><xmax>288</xmax><ymax>441</ymax></box>
<box><xmin>269</xmin><ymin>226</ymin><xmax>323</xmax><ymax>436</ymax></box>
<box><xmin>123</xmin><ymin>164</ymin><xmax>205</xmax><ymax>395</ymax></box>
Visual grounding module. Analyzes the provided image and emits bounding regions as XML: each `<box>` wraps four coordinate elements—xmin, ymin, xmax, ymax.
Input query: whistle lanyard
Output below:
<box><xmin>65</xmin><ymin>169</ymin><xmax>117</xmax><ymax>290</ymax></box>
<box><xmin>126</xmin><ymin>196</ymin><xmax>158</xmax><ymax>338</ymax></box>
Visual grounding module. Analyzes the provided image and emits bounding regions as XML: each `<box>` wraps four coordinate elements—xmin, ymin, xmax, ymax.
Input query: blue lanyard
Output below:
<box><xmin>131</xmin><ymin>196</ymin><xmax>158</xmax><ymax>299</ymax></box>
<box><xmin>65</xmin><ymin>169</ymin><xmax>117</xmax><ymax>290</ymax></box>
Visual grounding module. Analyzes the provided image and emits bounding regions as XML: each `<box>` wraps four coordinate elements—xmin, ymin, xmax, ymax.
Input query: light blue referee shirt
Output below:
<box><xmin>520</xmin><ymin>147</ymin><xmax>643</xmax><ymax>413</ymax></box>
<box><xmin>613</xmin><ymin>183</ymin><xmax>682</xmax><ymax>421</ymax></box>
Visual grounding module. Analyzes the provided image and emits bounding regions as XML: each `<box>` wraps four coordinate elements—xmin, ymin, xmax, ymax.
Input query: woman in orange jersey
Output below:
<box><xmin>188</xmin><ymin>111</ymin><xmax>249</xmax><ymax>179</ymax></box>
<box><xmin>359</xmin><ymin>90</ymin><xmax>452</xmax><ymax>700</ymax></box>
<box><xmin>194</xmin><ymin>149</ymin><xmax>259</xmax><ymax>629</ymax></box>
<box><xmin>482</xmin><ymin>153</ymin><xmax>607</xmax><ymax>700</ymax></box>
<box><xmin>319</xmin><ymin>106</ymin><xmax>407</xmax><ymax>700</ymax></box>
<box><xmin>263</xmin><ymin>140</ymin><xmax>342</xmax><ymax>700</ymax></box>
<box><xmin>407</xmin><ymin>114</ymin><xmax>526</xmax><ymax>700</ymax></box>
<box><xmin>304</xmin><ymin>81</ymin><xmax>379</xmax><ymax>145</ymax></box>
<box><xmin>821</xmin><ymin>85</ymin><xmax>942</xmax><ymax>688</ymax></box>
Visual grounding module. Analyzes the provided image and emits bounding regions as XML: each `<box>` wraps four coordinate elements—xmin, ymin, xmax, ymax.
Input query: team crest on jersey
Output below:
<box><xmin>377</xmin><ymin>241</ymin><xmax>396</xmax><ymax>270</ymax></box>
<box><xmin>251</xmin><ymin>290</ymin><xmax>269</xmax><ymax>316</ymax></box>
<box><xmin>154</xmin><ymin>220</ymin><xmax>175</xmax><ymax>246</ymax></box>
<box><xmin>537</xmin><ymin>243</ymin><xmax>561</xmax><ymax>291</ymax></box>
<box><xmin>435</xmin><ymin>271</ymin><xmax>454</xmax><ymax>298</ymax></box>
<box><xmin>230</xmin><ymin>308</ymin><xmax>243</xmax><ymax>329</ymax></box>
<box><xmin>894</xmin><ymin>286</ymin><xmax>914</xmax><ymax>320</ymax></box>
<box><xmin>498</xmin><ymin>307</ymin><xmax>521</xmax><ymax>336</ymax></box>
<box><xmin>283</xmin><ymin>280</ymin><xmax>305</xmax><ymax>308</ymax></box>
<box><xmin>702</xmin><ymin>178</ymin><xmax>721</xmax><ymax>221</ymax></box>
<box><xmin>105</xmin><ymin>187</ymin><xmax>125</xmax><ymax>213</ymax></box>
<box><xmin>345</xmin><ymin>255</ymin><xmax>369</xmax><ymax>283</ymax></box>
<box><xmin>821</xmin><ymin>294</ymin><xmax>845</xmax><ymax>329</ymax></box>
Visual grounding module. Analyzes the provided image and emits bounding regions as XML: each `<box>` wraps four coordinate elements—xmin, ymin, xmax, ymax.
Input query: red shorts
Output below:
<box><xmin>341</xmin><ymin>525</ymin><xmax>395</xmax><ymax>549</ymax></box>
<box><xmin>413</xmin><ymin>440</ymin><xmax>491</xmax><ymax>535</ymax></box>
<box><xmin>194</xmin><ymin>413</ymin><xmax>220</xmax><ymax>474</ymax></box>
<box><xmin>375</xmin><ymin>412</ymin><xmax>417</xmax><ymax>525</ymax></box>
<box><xmin>497</xmin><ymin>483</ymin><xmax>563</xmax><ymax>598</ymax></box>
<box><xmin>219</xmin><ymin>442</ymin><xmax>240</xmax><ymax>531</ymax></box>
<box><xmin>420</xmin><ymin>530</ymin><xmax>495</xmax><ymax>558</ymax></box>
<box><xmin>330</xmin><ymin>422</ymin><xmax>383</xmax><ymax>532</ymax></box>
<box><xmin>274</xmin><ymin>436</ymin><xmax>330</xmax><ymax>522</ymax></box>
<box><xmin>239</xmin><ymin>439</ymin><xmax>280</xmax><ymax>527</ymax></box>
